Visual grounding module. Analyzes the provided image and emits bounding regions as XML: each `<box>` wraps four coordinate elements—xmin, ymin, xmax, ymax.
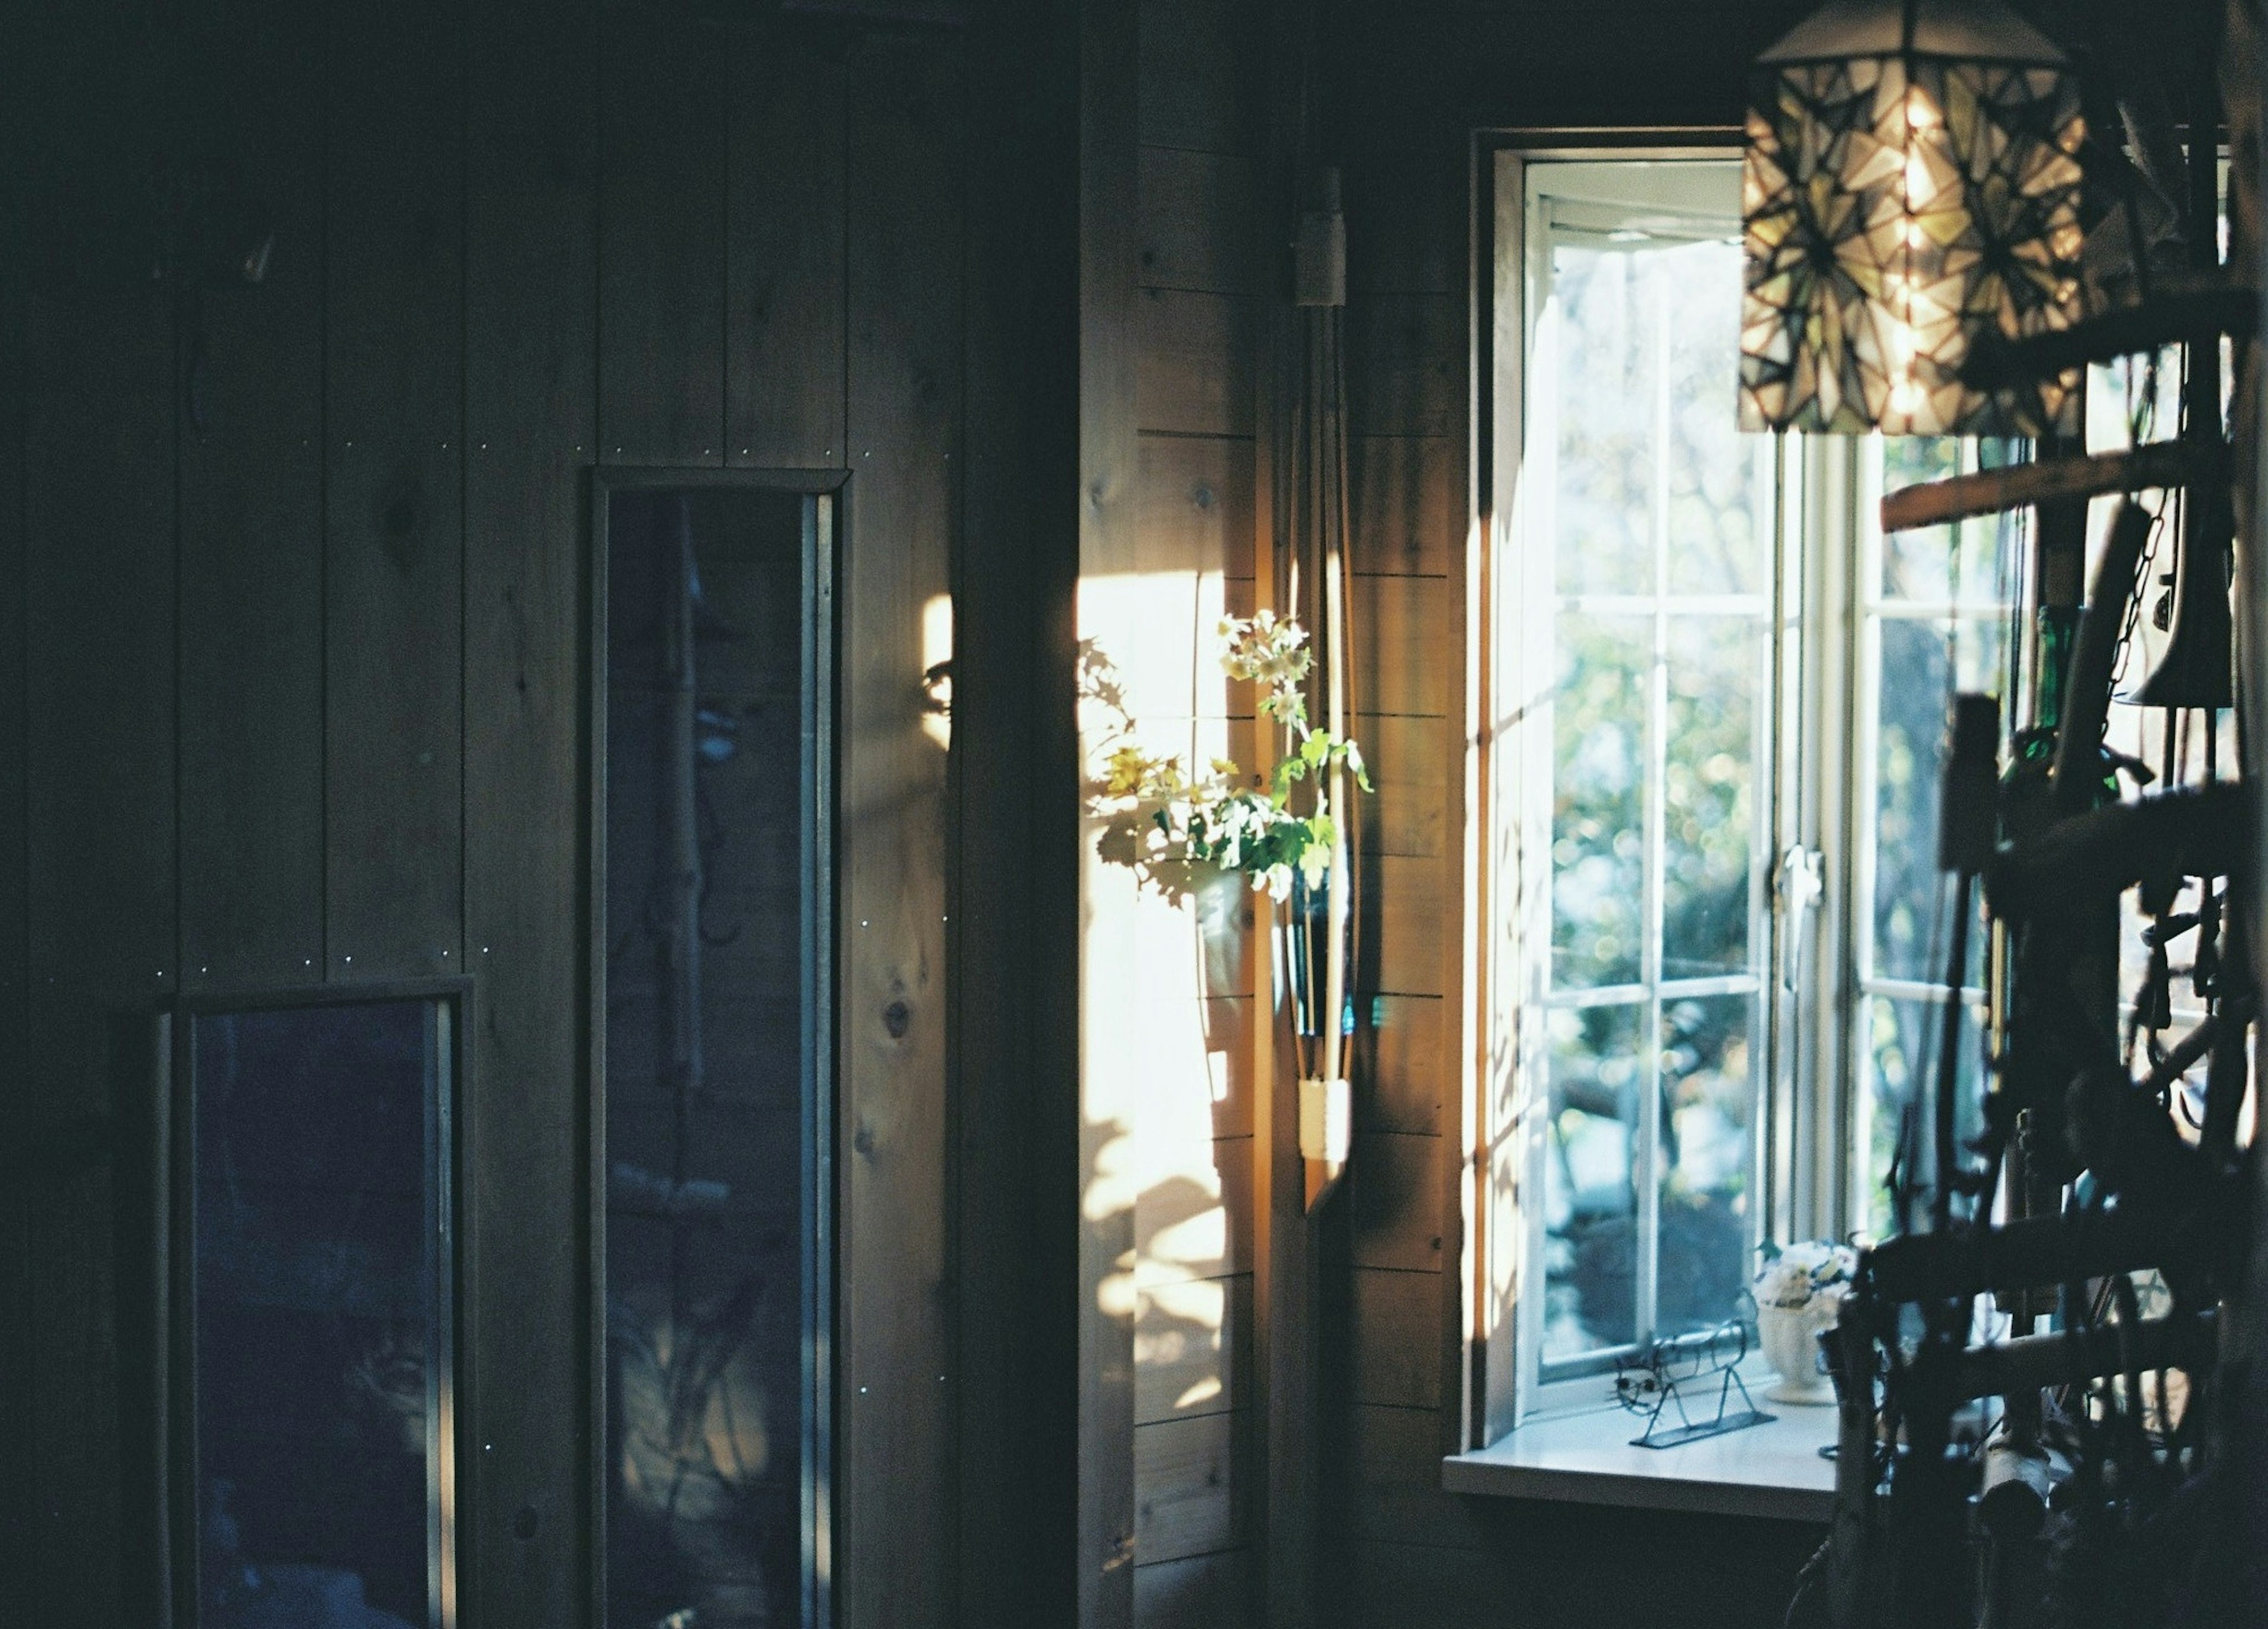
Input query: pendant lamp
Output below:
<box><xmin>1740</xmin><ymin>0</ymin><xmax>2087</xmax><ymax>436</ymax></box>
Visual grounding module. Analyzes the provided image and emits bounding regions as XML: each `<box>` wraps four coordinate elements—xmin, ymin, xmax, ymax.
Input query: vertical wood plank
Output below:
<box><xmin>325</xmin><ymin>0</ymin><xmax>465</xmax><ymax>980</ymax></box>
<box><xmin>22</xmin><ymin>276</ymin><xmax>177</xmax><ymax>1629</ymax></box>
<box><xmin>177</xmin><ymin>0</ymin><xmax>324</xmax><ymax>991</ymax></box>
<box><xmin>598</xmin><ymin>13</ymin><xmax>726</xmax><ymax>467</ymax></box>
<box><xmin>0</xmin><ymin>123</ymin><xmax>31</xmax><ymax>1611</ymax></box>
<box><xmin>1081</xmin><ymin>1</ymin><xmax>1143</xmax><ymax>1624</ymax></box>
<box><xmin>841</xmin><ymin>35</ymin><xmax>962</xmax><ymax>1629</ymax></box>
<box><xmin>726</xmin><ymin>31</ymin><xmax>846</xmax><ymax>469</ymax></box>
<box><xmin>462</xmin><ymin>0</ymin><xmax>597</xmax><ymax>1622</ymax></box>
<box><xmin>956</xmin><ymin>1</ymin><xmax>1083</xmax><ymax>1618</ymax></box>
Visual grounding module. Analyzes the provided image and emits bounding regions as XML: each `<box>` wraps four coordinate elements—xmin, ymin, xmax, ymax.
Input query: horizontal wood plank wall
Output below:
<box><xmin>1128</xmin><ymin>1</ymin><xmax>1262</xmax><ymax>1623</ymax></box>
<box><xmin>4</xmin><ymin>7</ymin><xmax>974</xmax><ymax>1624</ymax></box>
<box><xmin>1317</xmin><ymin>6</ymin><xmax>1824</xmax><ymax>1627</ymax></box>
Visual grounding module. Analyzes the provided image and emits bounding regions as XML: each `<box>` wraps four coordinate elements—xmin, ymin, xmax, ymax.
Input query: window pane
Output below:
<box><xmin>606</xmin><ymin>489</ymin><xmax>818</xmax><ymax>1629</ymax></box>
<box><xmin>1870</xmin><ymin>616</ymin><xmax>2003</xmax><ymax>984</ymax></box>
<box><xmin>1860</xmin><ymin>993</ymin><xmax>1989</xmax><ymax>1240</ymax></box>
<box><xmin>1543</xmin><ymin>1003</ymin><xmax>1641</xmax><ymax>1362</ymax></box>
<box><xmin>192</xmin><ymin>1001</ymin><xmax>444</xmax><ymax>1629</ymax></box>
<box><xmin>1880</xmin><ymin>438</ymin><xmax>2023</xmax><ymax>607</ymax></box>
<box><xmin>1552</xmin><ymin>613</ymin><xmax>1648</xmax><ymax>989</ymax></box>
<box><xmin>1662</xmin><ymin>243</ymin><xmax>1766</xmax><ymax>597</ymax></box>
<box><xmin>1657</xmin><ymin>993</ymin><xmax>1757</xmax><ymax>1340</ymax></box>
<box><xmin>1664</xmin><ymin>615</ymin><xmax>1759</xmax><ymax>979</ymax></box>
<box><xmin>1552</xmin><ymin>247</ymin><xmax>1657</xmax><ymax>595</ymax></box>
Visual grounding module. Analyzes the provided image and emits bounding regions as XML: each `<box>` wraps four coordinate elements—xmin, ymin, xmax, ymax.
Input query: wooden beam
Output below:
<box><xmin>1957</xmin><ymin>286</ymin><xmax>2258</xmax><ymax>390</ymax></box>
<box><xmin>1880</xmin><ymin>441</ymin><xmax>2203</xmax><ymax>533</ymax></box>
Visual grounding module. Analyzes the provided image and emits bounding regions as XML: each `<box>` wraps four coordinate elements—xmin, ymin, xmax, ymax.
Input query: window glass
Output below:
<box><xmin>1526</xmin><ymin>159</ymin><xmax>1765</xmax><ymax>1380</ymax></box>
<box><xmin>189</xmin><ymin>999</ymin><xmax>451</xmax><ymax>1629</ymax></box>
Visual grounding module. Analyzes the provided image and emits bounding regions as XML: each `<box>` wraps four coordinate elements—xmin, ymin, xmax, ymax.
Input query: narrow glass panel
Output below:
<box><xmin>1662</xmin><ymin>242</ymin><xmax>1767</xmax><ymax>598</ymax></box>
<box><xmin>1870</xmin><ymin>616</ymin><xmax>2004</xmax><ymax>984</ymax></box>
<box><xmin>1663</xmin><ymin>615</ymin><xmax>1759</xmax><ymax>979</ymax></box>
<box><xmin>1551</xmin><ymin>245</ymin><xmax>1657</xmax><ymax>596</ymax></box>
<box><xmin>1551</xmin><ymin>613</ymin><xmax>1649</xmax><ymax>989</ymax></box>
<box><xmin>1656</xmin><ymin>993</ymin><xmax>1757</xmax><ymax>1340</ymax></box>
<box><xmin>191</xmin><ymin>1000</ymin><xmax>443</xmax><ymax>1629</ymax></box>
<box><xmin>607</xmin><ymin>488</ymin><xmax>817</xmax><ymax>1629</ymax></box>
<box><xmin>1859</xmin><ymin>993</ymin><xmax>1989</xmax><ymax>1240</ymax></box>
<box><xmin>1542</xmin><ymin>1003</ymin><xmax>1643</xmax><ymax>1363</ymax></box>
<box><xmin>1880</xmin><ymin>438</ymin><xmax>2023</xmax><ymax>606</ymax></box>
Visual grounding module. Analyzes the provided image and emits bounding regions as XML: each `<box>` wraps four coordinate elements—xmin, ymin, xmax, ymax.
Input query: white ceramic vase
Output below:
<box><xmin>1756</xmin><ymin>1304</ymin><xmax>1836</xmax><ymax>1405</ymax></box>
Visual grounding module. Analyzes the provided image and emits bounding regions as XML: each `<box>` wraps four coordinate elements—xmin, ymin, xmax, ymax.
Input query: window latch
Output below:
<box><xmin>1775</xmin><ymin>845</ymin><xmax>1824</xmax><ymax>991</ymax></box>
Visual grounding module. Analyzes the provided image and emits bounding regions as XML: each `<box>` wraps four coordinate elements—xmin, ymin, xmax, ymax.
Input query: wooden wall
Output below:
<box><xmin>0</xmin><ymin>3</ymin><xmax>1083</xmax><ymax>1626</ymax></box>
<box><xmin>1314</xmin><ymin>4</ymin><xmax>1828</xmax><ymax>1627</ymax></box>
<box><xmin>1112</xmin><ymin>2</ymin><xmax>1267</xmax><ymax>1623</ymax></box>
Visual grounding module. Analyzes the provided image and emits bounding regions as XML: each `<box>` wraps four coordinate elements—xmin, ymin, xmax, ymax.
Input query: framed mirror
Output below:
<box><xmin>165</xmin><ymin>985</ymin><xmax>464</xmax><ymax>1629</ymax></box>
<box><xmin>593</xmin><ymin>474</ymin><xmax>839</xmax><ymax>1629</ymax></box>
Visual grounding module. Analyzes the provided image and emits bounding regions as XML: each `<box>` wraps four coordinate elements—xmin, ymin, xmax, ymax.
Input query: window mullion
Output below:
<box><xmin>1637</xmin><ymin>280</ymin><xmax>1671</xmax><ymax>1348</ymax></box>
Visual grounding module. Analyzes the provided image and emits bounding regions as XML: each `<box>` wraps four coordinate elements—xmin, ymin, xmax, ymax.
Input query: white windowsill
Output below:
<box><xmin>1442</xmin><ymin>1389</ymin><xmax>1837</xmax><ymax>1524</ymax></box>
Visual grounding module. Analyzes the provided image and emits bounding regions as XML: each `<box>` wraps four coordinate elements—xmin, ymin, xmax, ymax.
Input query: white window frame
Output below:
<box><xmin>1472</xmin><ymin>140</ymin><xmax>2008</xmax><ymax>1436</ymax></box>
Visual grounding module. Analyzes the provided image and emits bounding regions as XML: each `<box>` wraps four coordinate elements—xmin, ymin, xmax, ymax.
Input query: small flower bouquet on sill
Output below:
<box><xmin>1752</xmin><ymin>1240</ymin><xmax>1857</xmax><ymax>1406</ymax></box>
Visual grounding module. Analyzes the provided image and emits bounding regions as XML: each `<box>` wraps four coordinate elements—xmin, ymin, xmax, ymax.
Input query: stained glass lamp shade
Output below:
<box><xmin>1740</xmin><ymin>0</ymin><xmax>2087</xmax><ymax>436</ymax></box>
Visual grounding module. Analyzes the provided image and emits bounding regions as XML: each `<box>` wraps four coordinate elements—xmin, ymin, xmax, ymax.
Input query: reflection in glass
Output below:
<box><xmin>1663</xmin><ymin>617</ymin><xmax>1759</xmax><ymax>979</ymax></box>
<box><xmin>1656</xmin><ymin>995</ymin><xmax>1756</xmax><ymax>1340</ymax></box>
<box><xmin>1552</xmin><ymin>247</ymin><xmax>1658</xmax><ymax>596</ymax></box>
<box><xmin>1870</xmin><ymin>617</ymin><xmax>2003</xmax><ymax>986</ymax></box>
<box><xmin>1862</xmin><ymin>993</ymin><xmax>1987</xmax><ymax>1240</ymax></box>
<box><xmin>1551</xmin><ymin>615</ymin><xmax>1648</xmax><ymax>989</ymax></box>
<box><xmin>1543</xmin><ymin>1004</ymin><xmax>1641</xmax><ymax>1361</ymax></box>
<box><xmin>1879</xmin><ymin>438</ymin><xmax>2024</xmax><ymax>606</ymax></box>
<box><xmin>606</xmin><ymin>488</ymin><xmax>823</xmax><ymax>1629</ymax></box>
<box><xmin>190</xmin><ymin>1000</ymin><xmax>447</xmax><ymax>1629</ymax></box>
<box><xmin>1530</xmin><ymin>178</ymin><xmax>1768</xmax><ymax>1377</ymax></box>
<box><xmin>1663</xmin><ymin>249</ymin><xmax>1768</xmax><ymax>599</ymax></box>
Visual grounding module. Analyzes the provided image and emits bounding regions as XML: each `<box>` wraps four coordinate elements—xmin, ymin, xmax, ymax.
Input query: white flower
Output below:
<box><xmin>1752</xmin><ymin>1240</ymin><xmax>1857</xmax><ymax>1312</ymax></box>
